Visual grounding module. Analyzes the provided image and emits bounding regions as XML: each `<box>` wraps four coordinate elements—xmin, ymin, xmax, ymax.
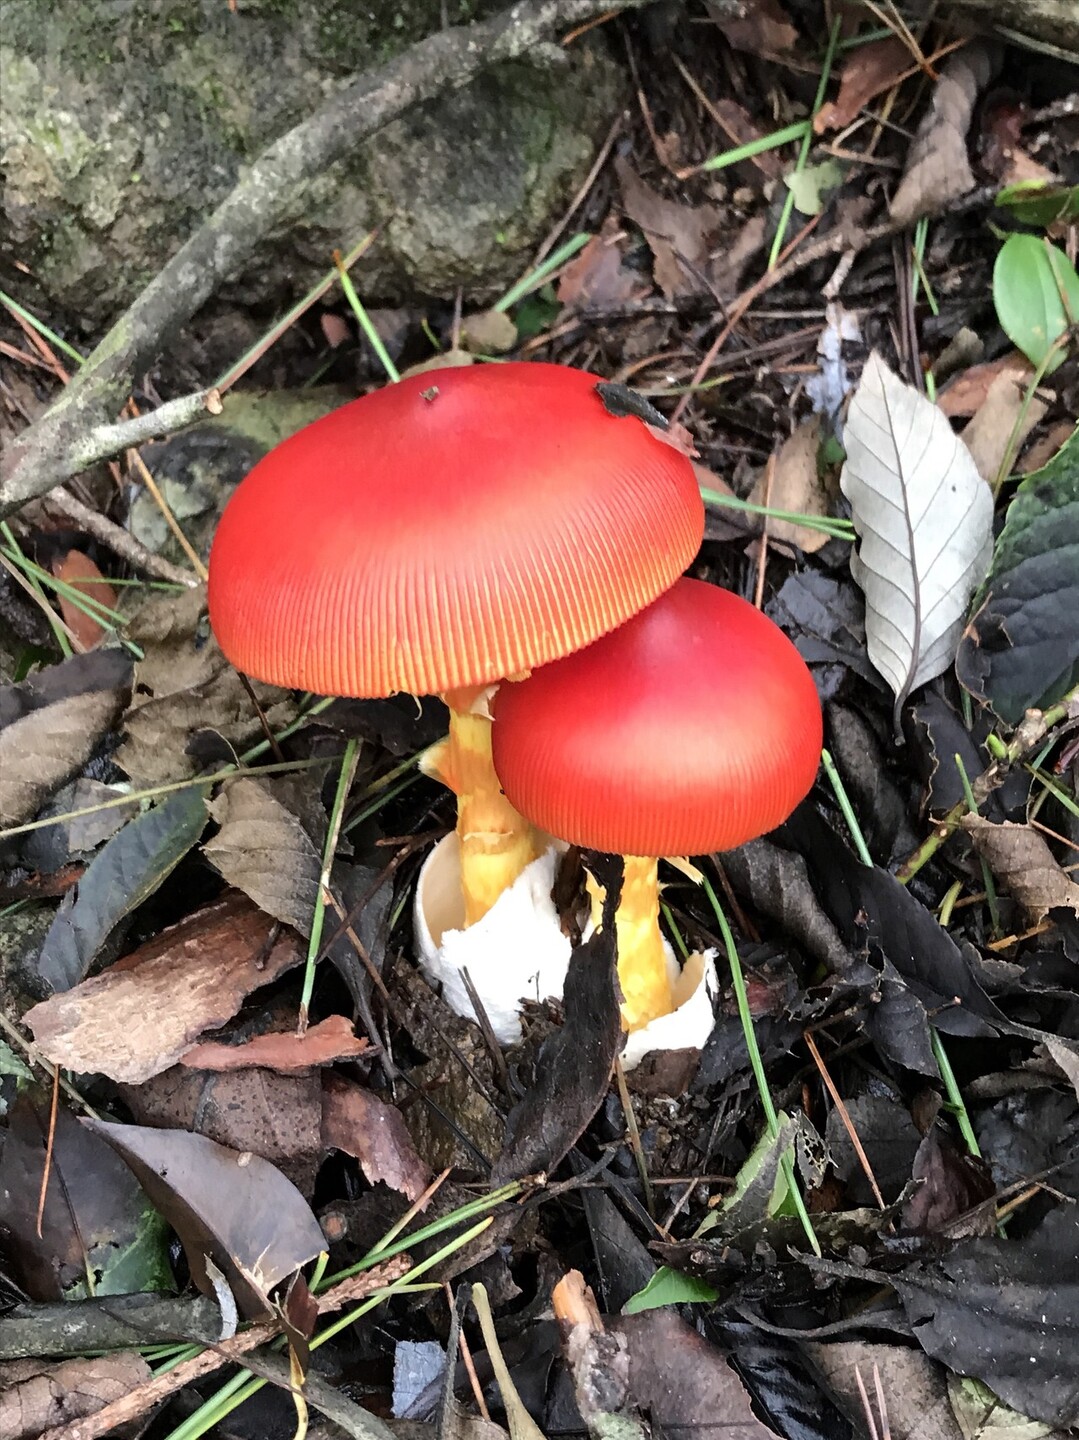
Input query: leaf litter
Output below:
<box><xmin>3</xmin><ymin>6</ymin><xmax>1079</xmax><ymax>1435</ymax></box>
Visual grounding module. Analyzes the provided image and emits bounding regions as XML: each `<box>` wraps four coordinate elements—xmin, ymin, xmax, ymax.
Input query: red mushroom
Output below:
<box><xmin>492</xmin><ymin>578</ymin><xmax>822</xmax><ymax>1032</ymax></box>
<box><xmin>208</xmin><ymin>363</ymin><xmax>703</xmax><ymax>927</ymax></box>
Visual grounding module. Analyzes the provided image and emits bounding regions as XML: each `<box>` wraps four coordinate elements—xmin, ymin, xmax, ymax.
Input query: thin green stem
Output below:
<box><xmin>820</xmin><ymin>748</ymin><xmax>872</xmax><ymax>866</ymax></box>
<box><xmin>698</xmin><ymin>486</ymin><xmax>855</xmax><ymax>540</ymax></box>
<box><xmin>0</xmin><ymin>291</ymin><xmax>86</xmax><ymax>364</ymax></box>
<box><xmin>494</xmin><ymin>232</ymin><xmax>591</xmax><ymax>312</ymax></box>
<box><xmin>704</xmin><ymin>120</ymin><xmax>810</xmax><ymax>172</ymax></box>
<box><xmin>701</xmin><ymin>873</ymin><xmax>821</xmax><ymax>1256</ymax></box>
<box><xmin>930</xmin><ymin>1029</ymin><xmax>981</xmax><ymax>1157</ymax></box>
<box><xmin>767</xmin><ymin>19</ymin><xmax>841</xmax><ymax>269</ymax></box>
<box><xmin>335</xmin><ymin>260</ymin><xmax>400</xmax><ymax>384</ymax></box>
<box><xmin>299</xmin><ymin>738</ymin><xmax>360</xmax><ymax>1024</ymax></box>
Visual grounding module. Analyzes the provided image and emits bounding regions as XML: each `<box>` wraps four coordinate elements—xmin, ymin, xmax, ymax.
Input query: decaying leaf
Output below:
<box><xmin>957</xmin><ymin>426</ymin><xmax>1079</xmax><ymax>724</ymax></box>
<box><xmin>118</xmin><ymin>587</ymin><xmax>294</xmax><ymax>788</ymax></box>
<box><xmin>85</xmin><ymin>1119</ymin><xmax>327</xmax><ymax>1319</ymax></box>
<box><xmin>35</xmin><ymin>787</ymin><xmax>210</xmax><ymax>994</ymax></box>
<box><xmin>616</xmin><ymin>158</ymin><xmax>721</xmax><ymax>301</ymax></box>
<box><xmin>0</xmin><ymin>1352</ymin><xmax>152</xmax><ymax>1440</ymax></box>
<box><xmin>459</xmin><ymin>309</ymin><xmax>517</xmax><ymax>354</ymax></box>
<box><xmin>27</xmin><ymin>894</ymin><xmax>303</xmax><ymax>1082</ymax></box>
<box><xmin>0</xmin><ymin>648</ymin><xmax>132</xmax><ymax>731</ymax></box>
<box><xmin>714</xmin><ymin>0</ymin><xmax>797</xmax><ymax>58</ymax></box>
<box><xmin>890</xmin><ymin>44</ymin><xmax>1001</xmax><ymax>226</ymax></box>
<box><xmin>0</xmin><ymin>689</ymin><xmax>124</xmax><ymax>827</ymax></box>
<box><xmin>841</xmin><ymin>352</ymin><xmax>994</xmax><ymax>726</ymax></box>
<box><xmin>938</xmin><ymin>354</ymin><xmax>1033</xmax><ymax>417</ymax></box>
<box><xmin>557</xmin><ymin>218</ymin><xmax>644</xmax><ymax>311</ymax></box>
<box><xmin>960</xmin><ymin>371</ymin><xmax>1048</xmax><ymax>485</ymax></box>
<box><xmin>962</xmin><ymin>817</ymin><xmax>1079</xmax><ymax>923</ymax></box>
<box><xmin>748</xmin><ymin>418</ymin><xmax>830</xmax><ymax>553</ymax></box>
<box><xmin>0</xmin><ymin>1094</ymin><xmax>172</xmax><ymax>1302</ymax></box>
<box><xmin>181</xmin><ymin>1014</ymin><xmax>368</xmax><ymax>1072</ymax></box>
<box><xmin>814</xmin><ymin>37</ymin><xmax>910</xmax><ymax>134</ymax></box>
<box><xmin>204</xmin><ymin>776</ymin><xmax>322</xmax><ymax>934</ymax></box>
<box><xmin>804</xmin><ymin>1340</ymin><xmax>963</xmax><ymax>1440</ymax></box>
<box><xmin>322</xmin><ymin>1073</ymin><xmax>431</xmax><ymax>1202</ymax></box>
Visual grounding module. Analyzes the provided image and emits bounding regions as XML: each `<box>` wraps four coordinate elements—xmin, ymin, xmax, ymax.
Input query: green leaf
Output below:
<box><xmin>995</xmin><ymin>181</ymin><xmax>1079</xmax><ymax>228</ymax></box>
<box><xmin>784</xmin><ymin>159</ymin><xmax>843</xmax><ymax>216</ymax></box>
<box><xmin>38</xmin><ymin>787</ymin><xmax>209</xmax><ymax>992</ymax></box>
<box><xmin>993</xmin><ymin>234</ymin><xmax>1079</xmax><ymax>372</ymax></box>
<box><xmin>622</xmin><ymin>1266</ymin><xmax>720</xmax><ymax>1314</ymax></box>
<box><xmin>958</xmin><ymin>427</ymin><xmax>1079</xmax><ymax>724</ymax></box>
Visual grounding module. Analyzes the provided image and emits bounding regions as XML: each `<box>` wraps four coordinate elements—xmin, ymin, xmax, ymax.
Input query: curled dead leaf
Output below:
<box><xmin>961</xmin><ymin>816</ymin><xmax>1079</xmax><ymax>923</ymax></box>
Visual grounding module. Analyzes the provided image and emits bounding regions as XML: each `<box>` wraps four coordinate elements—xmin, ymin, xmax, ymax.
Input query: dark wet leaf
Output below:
<box><xmin>973</xmin><ymin>1088</ymin><xmax>1079</xmax><ymax>1200</ymax></box>
<box><xmin>20</xmin><ymin>778</ymin><xmax>138</xmax><ymax>873</ymax></box>
<box><xmin>826</xmin><ymin>702</ymin><xmax>919</xmax><ymax>865</ymax></box>
<box><xmin>958</xmin><ymin>426</ymin><xmax>1079</xmax><ymax>725</ymax></box>
<box><xmin>0</xmin><ymin>648</ymin><xmax>132</xmax><ymax>730</ymax></box>
<box><xmin>321</xmin><ymin>694</ymin><xmax>448</xmax><ymax>756</ymax></box>
<box><xmin>85</xmin><ymin>1118</ymin><xmax>327</xmax><ymax>1319</ymax></box>
<box><xmin>909</xmin><ymin>692</ymin><xmax>1028</xmax><ymax>820</ymax></box>
<box><xmin>36</xmin><ymin>786</ymin><xmax>209</xmax><ymax>993</ymax></box>
<box><xmin>825</xmin><ymin>1094</ymin><xmax>921</xmax><ymax>1206</ymax></box>
<box><xmin>700</xmin><ymin>1313</ymin><xmax>854</xmax><ymax>1440</ymax></box>
<box><xmin>0</xmin><ymin>688</ymin><xmax>125</xmax><ymax>827</ymax></box>
<box><xmin>27</xmin><ymin>894</ymin><xmax>304</xmax><ymax>1083</ymax></box>
<box><xmin>899</xmin><ymin>1126</ymin><xmax>995</xmax><ymax>1237</ymax></box>
<box><xmin>579</xmin><ymin>1182</ymin><xmax>657</xmax><ymax>1315</ymax></box>
<box><xmin>963</xmin><ymin>816</ymin><xmax>1079</xmax><ymax>922</ymax></box>
<box><xmin>204</xmin><ymin>776</ymin><xmax>322</xmax><ymax>933</ymax></box>
<box><xmin>720</xmin><ymin>837</ymin><xmax>850</xmax><ymax>975</ymax></box>
<box><xmin>492</xmin><ymin>862</ymin><xmax>622</xmax><ymax>1183</ymax></box>
<box><xmin>802</xmin><ymin>1339</ymin><xmax>958</xmax><ymax>1440</ymax></box>
<box><xmin>768</xmin><ymin>570</ymin><xmax>879</xmax><ymax>691</ymax></box>
<box><xmin>889</xmin><ymin>1206</ymin><xmax>1079</xmax><ymax>1428</ymax></box>
<box><xmin>0</xmin><ymin>1094</ymin><xmax>172</xmax><ymax>1302</ymax></box>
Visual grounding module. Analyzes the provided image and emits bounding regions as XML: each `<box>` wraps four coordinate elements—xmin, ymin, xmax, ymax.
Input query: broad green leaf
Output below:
<box><xmin>993</xmin><ymin>234</ymin><xmax>1079</xmax><ymax>372</ymax></box>
<box><xmin>995</xmin><ymin>181</ymin><xmax>1079</xmax><ymax>228</ymax></box>
<box><xmin>622</xmin><ymin>1266</ymin><xmax>720</xmax><ymax>1314</ymax></box>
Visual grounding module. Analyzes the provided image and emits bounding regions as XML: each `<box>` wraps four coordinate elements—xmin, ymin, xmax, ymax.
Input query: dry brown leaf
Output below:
<box><xmin>0</xmin><ymin>1353</ymin><xmax>152</xmax><ymax>1440</ymax></box>
<box><xmin>459</xmin><ymin>309</ymin><xmax>517</xmax><ymax>354</ymax></box>
<box><xmin>889</xmin><ymin>44</ymin><xmax>999</xmax><ymax>227</ymax></box>
<box><xmin>181</xmin><ymin>1014</ymin><xmax>369</xmax><ymax>1072</ymax></box>
<box><xmin>1020</xmin><ymin>419</ymin><xmax>1076</xmax><ymax>474</ymax></box>
<box><xmin>709</xmin><ymin>213</ymin><xmax>767</xmax><ymax>300</ymax></box>
<box><xmin>557</xmin><ymin>218</ymin><xmax>644</xmax><ymax>311</ymax></box>
<box><xmin>52</xmin><ymin>550</ymin><xmax>116</xmax><ymax>651</ymax></box>
<box><xmin>748</xmin><ymin>417</ymin><xmax>830</xmax><ymax>552</ymax></box>
<box><xmin>713</xmin><ymin>0</ymin><xmax>798</xmax><ymax>57</ymax></box>
<box><xmin>25</xmin><ymin>894</ymin><xmax>304</xmax><ymax>1083</ymax></box>
<box><xmin>962</xmin><ymin>816</ymin><xmax>1079</xmax><ymax>923</ymax></box>
<box><xmin>400</xmin><ymin>348</ymin><xmax>475</xmax><ymax>378</ymax></box>
<box><xmin>616</xmin><ymin>157</ymin><xmax>722</xmax><ymax>300</ymax></box>
<box><xmin>322</xmin><ymin>1072</ymin><xmax>431</xmax><ymax>1202</ymax></box>
<box><xmin>814</xmin><ymin>37</ymin><xmax>910</xmax><ymax>134</ymax></box>
<box><xmin>0</xmin><ymin>688</ymin><xmax>125</xmax><ymax>826</ymax></box>
<box><xmin>937</xmin><ymin>354</ymin><xmax>1033</xmax><ymax>417</ymax></box>
<box><xmin>123</xmin><ymin>1063</ymin><xmax>324</xmax><ymax>1195</ymax></box>
<box><xmin>203</xmin><ymin>776</ymin><xmax>322</xmax><ymax>934</ymax></box>
<box><xmin>960</xmin><ymin>371</ymin><xmax>1048</xmax><ymax>484</ymax></box>
<box><xmin>118</xmin><ymin>587</ymin><xmax>294</xmax><ymax>788</ymax></box>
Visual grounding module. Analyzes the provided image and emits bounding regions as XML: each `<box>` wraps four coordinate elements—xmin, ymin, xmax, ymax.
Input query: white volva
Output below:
<box><xmin>415</xmin><ymin>838</ymin><xmax>718</xmax><ymax>1067</ymax></box>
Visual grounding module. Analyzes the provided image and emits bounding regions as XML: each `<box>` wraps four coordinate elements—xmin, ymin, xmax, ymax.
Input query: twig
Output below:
<box><xmin>65</xmin><ymin>389</ymin><xmax>222</xmax><ymax>475</ymax></box>
<box><xmin>38</xmin><ymin>1258</ymin><xmax>409</xmax><ymax>1440</ymax></box>
<box><xmin>0</xmin><ymin>0</ymin><xmax>647</xmax><ymax>519</ymax></box>
<box><xmin>33</xmin><ymin>488</ymin><xmax>199</xmax><ymax>587</ymax></box>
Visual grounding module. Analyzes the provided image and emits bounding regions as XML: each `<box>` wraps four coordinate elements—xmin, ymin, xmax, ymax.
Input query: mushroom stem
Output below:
<box><xmin>588</xmin><ymin>856</ymin><xmax>674</xmax><ymax>1031</ymax></box>
<box><xmin>422</xmin><ymin>689</ymin><xmax>544</xmax><ymax>927</ymax></box>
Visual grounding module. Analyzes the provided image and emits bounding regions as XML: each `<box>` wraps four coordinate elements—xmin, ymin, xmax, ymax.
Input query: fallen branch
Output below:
<box><xmin>0</xmin><ymin>0</ymin><xmax>644</xmax><ymax>520</ymax></box>
<box><xmin>66</xmin><ymin>388</ymin><xmax>222</xmax><ymax>475</ymax></box>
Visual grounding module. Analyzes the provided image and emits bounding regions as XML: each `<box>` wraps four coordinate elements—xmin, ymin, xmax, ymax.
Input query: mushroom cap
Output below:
<box><xmin>207</xmin><ymin>363</ymin><xmax>703</xmax><ymax>698</ymax></box>
<box><xmin>492</xmin><ymin>578</ymin><xmax>822</xmax><ymax>856</ymax></box>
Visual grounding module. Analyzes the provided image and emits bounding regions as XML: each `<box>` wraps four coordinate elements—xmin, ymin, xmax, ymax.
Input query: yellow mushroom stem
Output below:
<box><xmin>587</xmin><ymin>856</ymin><xmax>674</xmax><ymax>1031</ymax></box>
<box><xmin>421</xmin><ymin>686</ymin><xmax>544</xmax><ymax>927</ymax></box>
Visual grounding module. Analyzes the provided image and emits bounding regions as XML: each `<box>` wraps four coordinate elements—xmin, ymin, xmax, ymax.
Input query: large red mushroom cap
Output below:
<box><xmin>492</xmin><ymin>578</ymin><xmax>823</xmax><ymax>856</ymax></box>
<box><xmin>207</xmin><ymin>363</ymin><xmax>702</xmax><ymax>698</ymax></box>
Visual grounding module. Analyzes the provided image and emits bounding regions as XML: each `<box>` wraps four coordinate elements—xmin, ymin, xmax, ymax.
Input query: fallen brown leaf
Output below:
<box><xmin>557</xmin><ymin>217</ymin><xmax>644</xmax><ymax>311</ymax></box>
<box><xmin>748</xmin><ymin>417</ymin><xmax>831</xmax><ymax>552</ymax></box>
<box><xmin>124</xmin><ymin>1062</ymin><xmax>324</xmax><ymax>1196</ymax></box>
<box><xmin>937</xmin><ymin>354</ymin><xmax>1033</xmax><ymax>417</ymax></box>
<box><xmin>85</xmin><ymin>1118</ymin><xmax>327</xmax><ymax>1319</ymax></box>
<box><xmin>960</xmin><ymin>371</ymin><xmax>1047</xmax><ymax>484</ymax></box>
<box><xmin>962</xmin><ymin>816</ymin><xmax>1079</xmax><ymax>923</ymax></box>
<box><xmin>707</xmin><ymin>98</ymin><xmax>784</xmax><ymax>178</ymax></box>
<box><xmin>713</xmin><ymin>0</ymin><xmax>797</xmax><ymax>58</ymax></box>
<box><xmin>1020</xmin><ymin>419</ymin><xmax>1075</xmax><ymax>474</ymax></box>
<box><xmin>803</xmin><ymin>1339</ymin><xmax>963</xmax><ymax>1440</ymax></box>
<box><xmin>815</xmin><ymin>37</ymin><xmax>910</xmax><ymax>134</ymax></box>
<box><xmin>182</xmin><ymin>1014</ymin><xmax>368</xmax><ymax>1072</ymax></box>
<box><xmin>322</xmin><ymin>1072</ymin><xmax>431</xmax><ymax>1202</ymax></box>
<box><xmin>51</xmin><ymin>550</ymin><xmax>116</xmax><ymax>651</ymax></box>
<box><xmin>26</xmin><ymin>893</ymin><xmax>304</xmax><ymax>1084</ymax></box>
<box><xmin>0</xmin><ymin>688</ymin><xmax>125</xmax><ymax>826</ymax></box>
<box><xmin>0</xmin><ymin>1353</ymin><xmax>151</xmax><ymax>1440</ymax></box>
<box><xmin>889</xmin><ymin>44</ymin><xmax>999</xmax><ymax>227</ymax></box>
<box><xmin>204</xmin><ymin>776</ymin><xmax>322</xmax><ymax>934</ymax></box>
<box><xmin>616</xmin><ymin>157</ymin><xmax>722</xmax><ymax>300</ymax></box>
<box><xmin>459</xmin><ymin>309</ymin><xmax>517</xmax><ymax>354</ymax></box>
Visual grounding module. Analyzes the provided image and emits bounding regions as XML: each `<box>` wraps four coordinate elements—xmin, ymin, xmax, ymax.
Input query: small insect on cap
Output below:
<box><xmin>208</xmin><ymin>363</ymin><xmax>704</xmax><ymax>698</ymax></box>
<box><xmin>493</xmin><ymin>578</ymin><xmax>823</xmax><ymax>857</ymax></box>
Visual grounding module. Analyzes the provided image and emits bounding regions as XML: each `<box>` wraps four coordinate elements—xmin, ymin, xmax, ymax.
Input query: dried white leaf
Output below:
<box><xmin>841</xmin><ymin>352</ymin><xmax>993</xmax><ymax>728</ymax></box>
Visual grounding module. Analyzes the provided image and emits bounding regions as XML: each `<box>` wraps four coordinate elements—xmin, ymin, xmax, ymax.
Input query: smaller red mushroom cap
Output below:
<box><xmin>207</xmin><ymin>363</ymin><xmax>703</xmax><ymax>699</ymax></box>
<box><xmin>492</xmin><ymin>578</ymin><xmax>822</xmax><ymax>856</ymax></box>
